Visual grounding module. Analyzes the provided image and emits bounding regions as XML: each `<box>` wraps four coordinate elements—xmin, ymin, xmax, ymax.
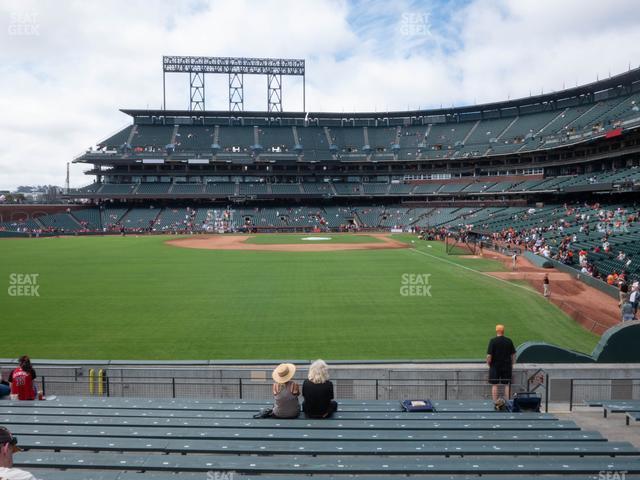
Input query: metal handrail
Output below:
<box><xmin>35</xmin><ymin>375</ymin><xmax>528</xmax><ymax>402</ymax></box>
<box><xmin>568</xmin><ymin>377</ymin><xmax>640</xmax><ymax>410</ymax></box>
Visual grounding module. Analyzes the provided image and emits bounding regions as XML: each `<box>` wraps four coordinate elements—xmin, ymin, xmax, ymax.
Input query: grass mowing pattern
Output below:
<box><xmin>0</xmin><ymin>234</ymin><xmax>598</xmax><ymax>360</ymax></box>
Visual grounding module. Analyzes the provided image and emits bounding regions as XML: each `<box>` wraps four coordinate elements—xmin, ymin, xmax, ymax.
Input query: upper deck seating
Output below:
<box><xmin>99</xmin><ymin>126</ymin><xmax>133</xmax><ymax>149</ymax></box>
<box><xmin>175</xmin><ymin>126</ymin><xmax>215</xmax><ymax>152</ymax></box>
<box><xmin>130</xmin><ymin>126</ymin><xmax>173</xmax><ymax>149</ymax></box>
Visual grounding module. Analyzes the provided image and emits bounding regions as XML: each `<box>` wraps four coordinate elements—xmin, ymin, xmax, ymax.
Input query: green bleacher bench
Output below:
<box><xmin>15</xmin><ymin>452</ymin><xmax>640</xmax><ymax>474</ymax></box>
<box><xmin>2</xmin><ymin>397</ymin><xmax>495</xmax><ymax>412</ymax></box>
<box><xmin>626</xmin><ymin>411</ymin><xmax>640</xmax><ymax>426</ymax></box>
<box><xmin>30</xmin><ymin>473</ymin><xmax>640</xmax><ymax>480</ymax></box>
<box><xmin>606</xmin><ymin>405</ymin><xmax>640</xmax><ymax>418</ymax></box>
<box><xmin>6</xmin><ymin>424</ymin><xmax>604</xmax><ymax>441</ymax></box>
<box><xmin>0</xmin><ymin>415</ymin><xmax>579</xmax><ymax>431</ymax></box>
<box><xmin>0</xmin><ymin>406</ymin><xmax>558</xmax><ymax>421</ymax></box>
<box><xmin>7</xmin><ymin>395</ymin><xmax>637</xmax><ymax>478</ymax></box>
<box><xmin>17</xmin><ymin>435</ymin><xmax>636</xmax><ymax>456</ymax></box>
<box><xmin>590</xmin><ymin>401</ymin><xmax>640</xmax><ymax>418</ymax></box>
<box><xmin>30</xmin><ymin>472</ymin><xmax>120</xmax><ymax>480</ymax></box>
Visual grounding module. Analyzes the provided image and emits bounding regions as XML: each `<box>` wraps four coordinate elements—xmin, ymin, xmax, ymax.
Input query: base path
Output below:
<box><xmin>165</xmin><ymin>233</ymin><xmax>409</xmax><ymax>252</ymax></box>
<box><xmin>480</xmin><ymin>250</ymin><xmax>620</xmax><ymax>335</ymax></box>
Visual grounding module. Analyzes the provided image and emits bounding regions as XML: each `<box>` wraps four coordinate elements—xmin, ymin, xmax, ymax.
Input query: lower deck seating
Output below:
<box><xmin>36</xmin><ymin>213</ymin><xmax>82</xmax><ymax>232</ymax></box>
<box><xmin>72</xmin><ymin>208</ymin><xmax>102</xmax><ymax>230</ymax></box>
<box><xmin>1</xmin><ymin>397</ymin><xmax>637</xmax><ymax>478</ymax></box>
<box><xmin>0</xmin><ymin>218</ymin><xmax>41</xmax><ymax>231</ymax></box>
<box><xmin>119</xmin><ymin>208</ymin><xmax>161</xmax><ymax>230</ymax></box>
<box><xmin>154</xmin><ymin>208</ymin><xmax>193</xmax><ymax>231</ymax></box>
<box><xmin>101</xmin><ymin>207</ymin><xmax>129</xmax><ymax>229</ymax></box>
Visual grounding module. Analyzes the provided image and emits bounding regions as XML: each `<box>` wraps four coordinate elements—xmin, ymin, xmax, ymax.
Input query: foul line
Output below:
<box><xmin>408</xmin><ymin>247</ymin><xmax>542</xmax><ymax>296</ymax></box>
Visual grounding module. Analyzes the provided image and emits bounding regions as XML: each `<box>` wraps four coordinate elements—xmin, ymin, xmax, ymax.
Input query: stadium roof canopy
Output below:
<box><xmin>121</xmin><ymin>66</ymin><xmax>640</xmax><ymax>121</ymax></box>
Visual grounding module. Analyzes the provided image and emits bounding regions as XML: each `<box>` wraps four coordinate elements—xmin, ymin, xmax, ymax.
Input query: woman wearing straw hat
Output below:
<box><xmin>272</xmin><ymin>363</ymin><xmax>300</xmax><ymax>418</ymax></box>
<box><xmin>253</xmin><ymin>363</ymin><xmax>301</xmax><ymax>419</ymax></box>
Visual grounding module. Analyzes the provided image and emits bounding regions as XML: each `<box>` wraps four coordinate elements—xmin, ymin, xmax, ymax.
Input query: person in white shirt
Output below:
<box><xmin>630</xmin><ymin>282</ymin><xmax>640</xmax><ymax>318</ymax></box>
<box><xmin>0</xmin><ymin>426</ymin><xmax>39</xmax><ymax>480</ymax></box>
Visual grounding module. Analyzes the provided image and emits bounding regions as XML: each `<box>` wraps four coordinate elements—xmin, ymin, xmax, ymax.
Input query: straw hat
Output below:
<box><xmin>272</xmin><ymin>363</ymin><xmax>296</xmax><ymax>384</ymax></box>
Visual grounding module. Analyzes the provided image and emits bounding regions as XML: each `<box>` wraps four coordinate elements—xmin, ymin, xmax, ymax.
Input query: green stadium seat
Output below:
<box><xmin>15</xmin><ymin>451</ymin><xmax>640</xmax><ymax>474</ymax></box>
<box><xmin>5</xmin><ymin>394</ymin><xmax>636</xmax><ymax>478</ymax></box>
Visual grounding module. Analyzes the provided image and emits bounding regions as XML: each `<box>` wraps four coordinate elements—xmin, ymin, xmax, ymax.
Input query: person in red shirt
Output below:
<box><xmin>8</xmin><ymin>356</ymin><xmax>37</xmax><ymax>401</ymax></box>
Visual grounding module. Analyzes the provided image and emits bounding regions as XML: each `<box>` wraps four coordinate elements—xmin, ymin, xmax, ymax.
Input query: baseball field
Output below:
<box><xmin>0</xmin><ymin>233</ymin><xmax>599</xmax><ymax>360</ymax></box>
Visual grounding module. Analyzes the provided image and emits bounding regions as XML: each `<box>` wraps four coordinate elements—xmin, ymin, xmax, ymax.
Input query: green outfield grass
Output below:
<box><xmin>244</xmin><ymin>233</ymin><xmax>383</xmax><ymax>244</ymax></box>
<box><xmin>0</xmin><ymin>234</ymin><xmax>599</xmax><ymax>360</ymax></box>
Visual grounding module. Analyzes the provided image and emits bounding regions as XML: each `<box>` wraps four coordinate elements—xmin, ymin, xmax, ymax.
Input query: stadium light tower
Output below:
<box><xmin>162</xmin><ymin>56</ymin><xmax>306</xmax><ymax>112</ymax></box>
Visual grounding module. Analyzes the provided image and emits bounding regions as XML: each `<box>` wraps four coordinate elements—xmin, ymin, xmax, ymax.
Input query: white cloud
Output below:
<box><xmin>0</xmin><ymin>0</ymin><xmax>639</xmax><ymax>189</ymax></box>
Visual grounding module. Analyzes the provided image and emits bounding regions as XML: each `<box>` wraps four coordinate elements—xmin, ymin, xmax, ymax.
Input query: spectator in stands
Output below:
<box><xmin>270</xmin><ymin>363</ymin><xmax>300</xmax><ymax>419</ymax></box>
<box><xmin>486</xmin><ymin>324</ymin><xmax>516</xmax><ymax>403</ymax></box>
<box><xmin>302</xmin><ymin>359</ymin><xmax>337</xmax><ymax>418</ymax></box>
<box><xmin>578</xmin><ymin>249</ymin><xmax>588</xmax><ymax>266</ymax></box>
<box><xmin>630</xmin><ymin>282</ymin><xmax>640</xmax><ymax>317</ymax></box>
<box><xmin>619</xmin><ymin>283</ymin><xmax>635</xmax><ymax>322</ymax></box>
<box><xmin>0</xmin><ymin>370</ymin><xmax>9</xmax><ymax>398</ymax></box>
<box><xmin>0</xmin><ymin>426</ymin><xmax>40</xmax><ymax>479</ymax></box>
<box><xmin>619</xmin><ymin>283</ymin><xmax>630</xmax><ymax>306</ymax></box>
<box><xmin>543</xmin><ymin>274</ymin><xmax>550</xmax><ymax>299</ymax></box>
<box><xmin>9</xmin><ymin>356</ymin><xmax>36</xmax><ymax>401</ymax></box>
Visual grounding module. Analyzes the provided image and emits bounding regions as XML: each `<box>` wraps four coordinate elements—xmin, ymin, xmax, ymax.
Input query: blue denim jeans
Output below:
<box><xmin>0</xmin><ymin>383</ymin><xmax>10</xmax><ymax>398</ymax></box>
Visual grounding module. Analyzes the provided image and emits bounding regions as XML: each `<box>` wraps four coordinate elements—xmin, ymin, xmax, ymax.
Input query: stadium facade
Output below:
<box><xmin>1</xmin><ymin>65</ymin><xmax>640</xmax><ymax>260</ymax></box>
<box><xmin>66</xmin><ymin>66</ymin><xmax>640</xmax><ymax>203</ymax></box>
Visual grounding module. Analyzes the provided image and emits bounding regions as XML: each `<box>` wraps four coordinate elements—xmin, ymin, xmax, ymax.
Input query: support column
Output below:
<box><xmin>267</xmin><ymin>74</ymin><xmax>282</xmax><ymax>113</ymax></box>
<box><xmin>229</xmin><ymin>73</ymin><xmax>244</xmax><ymax>112</ymax></box>
<box><xmin>189</xmin><ymin>72</ymin><xmax>205</xmax><ymax>111</ymax></box>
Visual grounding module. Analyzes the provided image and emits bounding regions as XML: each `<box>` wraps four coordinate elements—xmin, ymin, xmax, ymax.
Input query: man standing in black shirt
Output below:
<box><xmin>486</xmin><ymin>324</ymin><xmax>516</xmax><ymax>401</ymax></box>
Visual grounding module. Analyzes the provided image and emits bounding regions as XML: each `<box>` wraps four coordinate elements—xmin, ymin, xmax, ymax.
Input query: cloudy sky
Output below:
<box><xmin>1</xmin><ymin>0</ymin><xmax>640</xmax><ymax>190</ymax></box>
